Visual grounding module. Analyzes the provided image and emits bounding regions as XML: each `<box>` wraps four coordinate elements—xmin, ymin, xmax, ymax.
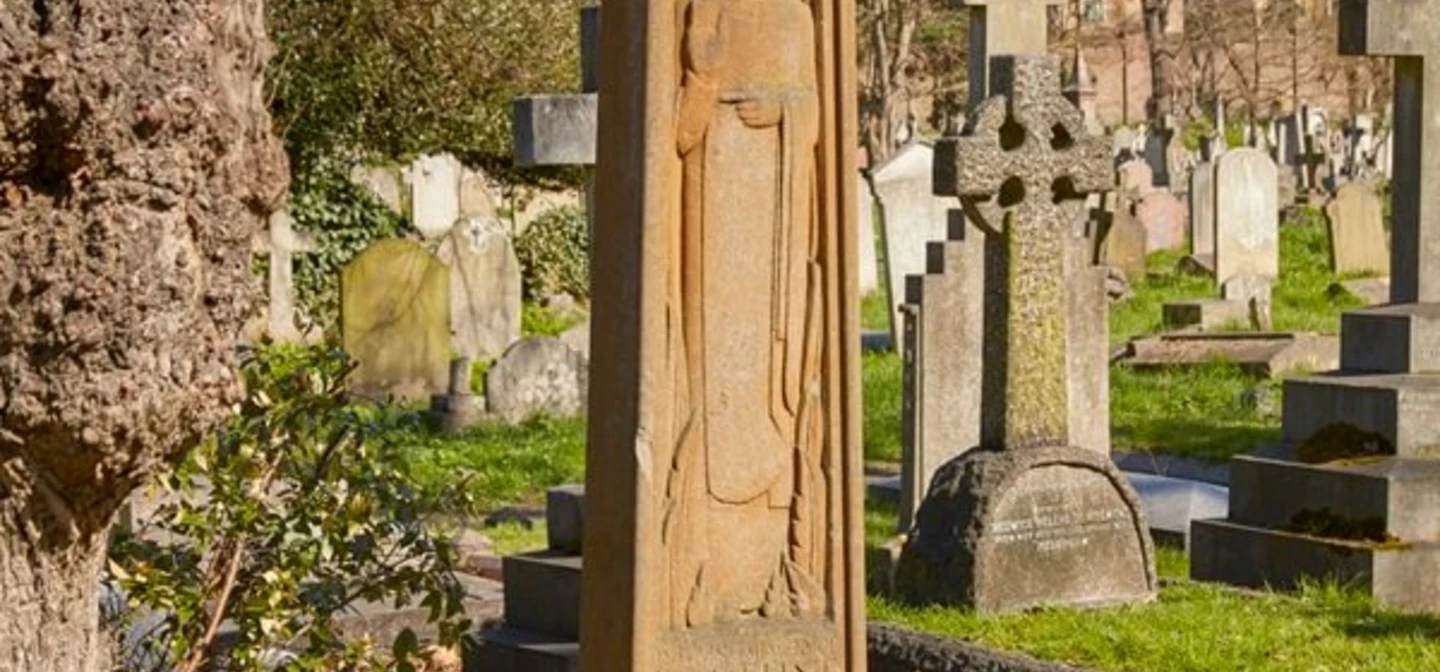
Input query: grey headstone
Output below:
<box><xmin>874</xmin><ymin>142</ymin><xmax>956</xmax><ymax>346</ymax></box>
<box><xmin>513</xmin><ymin>94</ymin><xmax>598</xmax><ymax>167</ymax></box>
<box><xmin>409</xmin><ymin>153</ymin><xmax>463</xmax><ymax>239</ymax></box>
<box><xmin>1214</xmin><ymin>148</ymin><xmax>1279</xmax><ymax>289</ymax></box>
<box><xmin>485</xmin><ymin>336</ymin><xmax>588</xmax><ymax>423</ymax></box>
<box><xmin>436</xmin><ymin>217</ymin><xmax>523</xmax><ymax>363</ymax></box>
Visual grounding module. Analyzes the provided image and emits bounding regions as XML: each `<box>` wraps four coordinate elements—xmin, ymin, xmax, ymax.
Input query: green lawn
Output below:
<box><xmin>397</xmin><ymin>415</ymin><xmax>586</xmax><ymax>511</ymax></box>
<box><xmin>866</xmin><ymin>503</ymin><xmax>1440</xmax><ymax>672</ymax></box>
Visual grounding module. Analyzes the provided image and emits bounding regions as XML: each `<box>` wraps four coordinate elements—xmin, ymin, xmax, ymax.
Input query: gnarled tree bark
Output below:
<box><xmin>0</xmin><ymin>1</ymin><xmax>287</xmax><ymax>669</ymax></box>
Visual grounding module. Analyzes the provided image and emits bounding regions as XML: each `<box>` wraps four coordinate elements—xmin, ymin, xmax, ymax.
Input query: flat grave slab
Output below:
<box><xmin>1121</xmin><ymin>331</ymin><xmax>1339</xmax><ymax>377</ymax></box>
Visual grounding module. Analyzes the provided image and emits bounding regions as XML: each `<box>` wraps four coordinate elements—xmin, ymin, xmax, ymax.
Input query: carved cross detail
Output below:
<box><xmin>933</xmin><ymin>55</ymin><xmax>1111</xmax><ymax>451</ymax></box>
<box><xmin>1340</xmin><ymin>0</ymin><xmax>1440</xmax><ymax>303</ymax></box>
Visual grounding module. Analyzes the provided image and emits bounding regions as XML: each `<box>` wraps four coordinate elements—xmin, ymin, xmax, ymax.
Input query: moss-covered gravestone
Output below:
<box><xmin>894</xmin><ymin>56</ymin><xmax>1157</xmax><ymax>613</ymax></box>
<box><xmin>341</xmin><ymin>239</ymin><xmax>451</xmax><ymax>402</ymax></box>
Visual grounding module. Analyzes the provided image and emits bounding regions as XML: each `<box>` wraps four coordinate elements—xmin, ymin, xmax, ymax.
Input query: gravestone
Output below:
<box><xmin>485</xmin><ymin>336</ymin><xmax>588</xmax><ymax>423</ymax></box>
<box><xmin>251</xmin><ymin>209</ymin><xmax>317</xmax><ymax>343</ymax></box>
<box><xmin>1099</xmin><ymin>206</ymin><xmax>1148</xmax><ymax>281</ymax></box>
<box><xmin>875</xmin><ymin>142</ymin><xmax>956</xmax><ymax>344</ymax></box>
<box><xmin>1188</xmin><ymin>160</ymin><xmax>1217</xmax><ymax>267</ymax></box>
<box><xmin>1214</xmin><ymin>148</ymin><xmax>1279</xmax><ymax>310</ymax></box>
<box><xmin>1144</xmin><ymin>125</ymin><xmax>1174</xmax><ymax>187</ymax></box>
<box><xmin>349</xmin><ymin>165</ymin><xmax>404</xmax><ymax>214</ymax></box>
<box><xmin>1135</xmin><ymin>191</ymin><xmax>1187</xmax><ymax>253</ymax></box>
<box><xmin>900</xmin><ymin>0</ymin><xmax>1112</xmax><ymax>534</ymax></box>
<box><xmin>895</xmin><ymin>56</ymin><xmax>1156</xmax><ymax>612</ymax></box>
<box><xmin>486</xmin><ymin>0</ymin><xmax>871</xmax><ymax>664</ymax></box>
<box><xmin>1117</xmin><ymin>159</ymin><xmax>1153</xmax><ymax>201</ymax></box>
<box><xmin>1192</xmin><ymin>0</ymin><xmax>1440</xmax><ymax>614</ymax></box>
<box><xmin>857</xmin><ymin>173</ymin><xmax>881</xmax><ymax>295</ymax></box>
<box><xmin>341</xmin><ymin>239</ymin><xmax>451</xmax><ymax>402</ymax></box>
<box><xmin>409</xmin><ymin>153</ymin><xmax>463</xmax><ymax>239</ymax></box>
<box><xmin>1325</xmin><ymin>181</ymin><xmax>1390</xmax><ymax>276</ymax></box>
<box><xmin>435</xmin><ymin>216</ymin><xmax>522</xmax><ymax>363</ymax></box>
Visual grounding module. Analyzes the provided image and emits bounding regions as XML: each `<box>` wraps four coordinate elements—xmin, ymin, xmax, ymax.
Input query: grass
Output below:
<box><xmin>865</xmin><ymin>503</ymin><xmax>1440</xmax><ymax>672</ymax></box>
<box><xmin>861</xmin><ymin>291</ymin><xmax>893</xmax><ymax>333</ymax></box>
<box><xmin>522</xmin><ymin>302</ymin><xmax>583</xmax><ymax>337</ymax></box>
<box><xmin>395</xmin><ymin>415</ymin><xmax>586</xmax><ymax>512</ymax></box>
<box><xmin>863</xmin><ymin>351</ymin><xmax>903</xmax><ymax>462</ymax></box>
<box><xmin>486</xmin><ymin>521</ymin><xmax>550</xmax><ymax>556</ymax></box>
<box><xmin>1105</xmin><ymin>210</ymin><xmax>1363</xmax><ymax>462</ymax></box>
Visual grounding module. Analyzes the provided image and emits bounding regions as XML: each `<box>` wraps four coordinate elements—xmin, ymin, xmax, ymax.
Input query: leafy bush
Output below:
<box><xmin>266</xmin><ymin>0</ymin><xmax>586</xmax><ymax>169</ymax></box>
<box><xmin>108</xmin><ymin>344</ymin><xmax>472</xmax><ymax>671</ymax></box>
<box><xmin>514</xmin><ymin>206</ymin><xmax>591</xmax><ymax>301</ymax></box>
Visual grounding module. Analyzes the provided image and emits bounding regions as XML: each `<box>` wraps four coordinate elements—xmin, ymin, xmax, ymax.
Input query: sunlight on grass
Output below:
<box><xmin>1110</xmin><ymin>364</ymin><xmax>1281</xmax><ymax>462</ymax></box>
<box><xmin>865</xmin><ymin>502</ymin><xmax>1440</xmax><ymax>672</ymax></box>
<box><xmin>487</xmin><ymin>521</ymin><xmax>550</xmax><ymax>556</ymax></box>
<box><xmin>863</xmin><ymin>351</ymin><xmax>903</xmax><ymax>462</ymax></box>
<box><xmin>396</xmin><ymin>415</ymin><xmax>586</xmax><ymax>511</ymax></box>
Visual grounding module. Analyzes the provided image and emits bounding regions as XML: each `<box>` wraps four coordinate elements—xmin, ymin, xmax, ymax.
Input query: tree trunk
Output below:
<box><xmin>1142</xmin><ymin>0</ymin><xmax>1173</xmax><ymax>123</ymax></box>
<box><xmin>0</xmin><ymin>517</ymin><xmax>108</xmax><ymax>671</ymax></box>
<box><xmin>1</xmin><ymin>1</ymin><xmax>287</xmax><ymax>668</ymax></box>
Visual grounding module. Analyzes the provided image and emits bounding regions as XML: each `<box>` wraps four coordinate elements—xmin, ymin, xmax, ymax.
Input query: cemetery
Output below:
<box><xmin>6</xmin><ymin>0</ymin><xmax>1440</xmax><ymax>670</ymax></box>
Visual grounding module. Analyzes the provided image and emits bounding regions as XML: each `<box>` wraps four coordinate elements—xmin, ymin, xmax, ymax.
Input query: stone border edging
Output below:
<box><xmin>868</xmin><ymin>623</ymin><xmax>1088</xmax><ymax>672</ymax></box>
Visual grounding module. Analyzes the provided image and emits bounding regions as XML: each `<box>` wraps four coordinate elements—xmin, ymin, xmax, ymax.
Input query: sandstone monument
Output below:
<box><xmin>573</xmin><ymin>0</ymin><xmax>866</xmax><ymax>664</ymax></box>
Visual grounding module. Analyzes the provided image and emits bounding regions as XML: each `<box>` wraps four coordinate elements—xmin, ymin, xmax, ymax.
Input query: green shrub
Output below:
<box><xmin>514</xmin><ymin>206</ymin><xmax>590</xmax><ymax>301</ymax></box>
<box><xmin>109</xmin><ymin>344</ymin><xmax>471</xmax><ymax>670</ymax></box>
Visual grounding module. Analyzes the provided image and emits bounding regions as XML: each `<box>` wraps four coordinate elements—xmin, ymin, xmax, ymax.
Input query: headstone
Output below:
<box><xmin>1113</xmin><ymin>127</ymin><xmax>1138</xmax><ymax>159</ymax></box>
<box><xmin>857</xmin><ymin>173</ymin><xmax>881</xmax><ymax>294</ymax></box>
<box><xmin>896</xmin><ymin>55</ymin><xmax>1156</xmax><ymax>613</ymax></box>
<box><xmin>1099</xmin><ymin>207</ymin><xmax>1148</xmax><ymax>280</ymax></box>
<box><xmin>1188</xmin><ymin>160</ymin><xmax>1217</xmax><ymax>271</ymax></box>
<box><xmin>1325</xmin><ymin>181</ymin><xmax>1390</xmax><ymax>276</ymax></box>
<box><xmin>459</xmin><ymin>167</ymin><xmax>500</xmax><ymax>219</ymax></box>
<box><xmin>875</xmin><ymin>142</ymin><xmax>955</xmax><ymax>344</ymax></box>
<box><xmin>409</xmin><ymin>153</ymin><xmax>463</xmax><ymax>239</ymax></box>
<box><xmin>341</xmin><ymin>239</ymin><xmax>451</xmax><ymax>402</ymax></box>
<box><xmin>251</xmin><ymin>209</ymin><xmax>318</xmax><ymax>343</ymax></box>
<box><xmin>1064</xmin><ymin>50</ymin><xmax>1101</xmax><ymax>134</ymax></box>
<box><xmin>350</xmin><ymin>165</ymin><xmax>404</xmax><ymax>214</ymax></box>
<box><xmin>1214</xmin><ymin>148</ymin><xmax>1279</xmax><ymax>297</ymax></box>
<box><xmin>1193</xmin><ymin>0</ymin><xmax>1440</xmax><ymax>614</ymax></box>
<box><xmin>898</xmin><ymin>0</ymin><xmax>1108</xmax><ymax>535</ymax></box>
<box><xmin>546</xmin><ymin>0</ymin><xmax>869</xmax><ymax>662</ymax></box>
<box><xmin>1143</xmin><ymin>125</ymin><xmax>1174</xmax><ymax>187</ymax></box>
<box><xmin>512</xmin><ymin>95</ymin><xmax>597</xmax><ymax>167</ymax></box>
<box><xmin>1135</xmin><ymin>191</ymin><xmax>1187</xmax><ymax>253</ymax></box>
<box><xmin>485</xmin><ymin>337</ymin><xmax>588</xmax><ymax>423</ymax></box>
<box><xmin>1117</xmin><ymin>159</ymin><xmax>1153</xmax><ymax>201</ymax></box>
<box><xmin>436</xmin><ymin>216</ymin><xmax>523</xmax><ymax>363</ymax></box>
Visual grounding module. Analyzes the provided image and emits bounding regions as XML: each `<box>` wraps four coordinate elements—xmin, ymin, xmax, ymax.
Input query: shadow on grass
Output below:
<box><xmin>1112</xmin><ymin>420</ymin><xmax>1279</xmax><ymax>463</ymax></box>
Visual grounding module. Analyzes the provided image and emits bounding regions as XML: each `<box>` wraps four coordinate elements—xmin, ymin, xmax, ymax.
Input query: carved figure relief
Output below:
<box><xmin>663</xmin><ymin>0</ymin><xmax>828</xmax><ymax>629</ymax></box>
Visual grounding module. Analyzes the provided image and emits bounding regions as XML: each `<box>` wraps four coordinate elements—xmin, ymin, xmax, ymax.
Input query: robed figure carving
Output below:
<box><xmin>663</xmin><ymin>0</ymin><xmax>827</xmax><ymax>627</ymax></box>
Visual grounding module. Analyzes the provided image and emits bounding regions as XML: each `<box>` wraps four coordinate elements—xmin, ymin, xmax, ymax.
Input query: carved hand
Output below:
<box><xmin>736</xmin><ymin>99</ymin><xmax>783</xmax><ymax>128</ymax></box>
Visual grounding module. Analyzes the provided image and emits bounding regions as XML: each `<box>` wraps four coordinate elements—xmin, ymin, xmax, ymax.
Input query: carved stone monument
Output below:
<box><xmin>894</xmin><ymin>56</ymin><xmax>1156</xmax><ymax>613</ymax></box>
<box><xmin>341</xmin><ymin>239</ymin><xmax>451</xmax><ymax>402</ymax></box>
<box><xmin>573</xmin><ymin>0</ymin><xmax>867</xmax><ymax>664</ymax></box>
<box><xmin>1191</xmin><ymin>0</ymin><xmax>1440</xmax><ymax>614</ymax></box>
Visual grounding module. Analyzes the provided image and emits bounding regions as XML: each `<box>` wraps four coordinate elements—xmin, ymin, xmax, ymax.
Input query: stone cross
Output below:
<box><xmin>935</xmin><ymin>56</ymin><xmax>1110</xmax><ymax>450</ymax></box>
<box><xmin>1340</xmin><ymin>0</ymin><xmax>1440</xmax><ymax>303</ymax></box>
<box><xmin>512</xmin><ymin>6</ymin><xmax>601</xmax><ymax>168</ymax></box>
<box><xmin>251</xmin><ymin>209</ymin><xmax>317</xmax><ymax>343</ymax></box>
<box><xmin>965</xmin><ymin>0</ymin><xmax>1061</xmax><ymax>109</ymax></box>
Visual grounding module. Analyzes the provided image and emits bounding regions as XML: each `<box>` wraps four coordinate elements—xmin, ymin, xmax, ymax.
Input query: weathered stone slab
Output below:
<box><xmin>1189</xmin><ymin>160</ymin><xmax>1216</xmax><ymax>257</ymax></box>
<box><xmin>1136</xmin><ymin>191</ymin><xmax>1187</xmax><ymax>253</ymax></box>
<box><xmin>436</xmin><ymin>217</ymin><xmax>522</xmax><ymax>362</ymax></box>
<box><xmin>1122</xmin><ymin>332</ymin><xmax>1339</xmax><ymax>377</ymax></box>
<box><xmin>485</xmin><ymin>336</ymin><xmax>587</xmax><ymax>423</ymax></box>
<box><xmin>513</xmin><ymin>94</ymin><xmax>598</xmax><ymax>167</ymax></box>
<box><xmin>1098</xmin><ymin>208</ymin><xmax>1147</xmax><ymax>280</ymax></box>
<box><xmin>1326</xmin><ymin>180</ymin><xmax>1390</xmax><ymax>276</ymax></box>
<box><xmin>1117</xmin><ymin>159</ymin><xmax>1153</xmax><ymax>201</ymax></box>
<box><xmin>875</xmin><ymin>142</ymin><xmax>955</xmax><ymax>344</ymax></box>
<box><xmin>409</xmin><ymin>153</ymin><xmax>463</xmax><ymax>239</ymax></box>
<box><xmin>341</xmin><ymin>239</ymin><xmax>451</xmax><ymax>402</ymax></box>
<box><xmin>1127</xmin><ymin>472</ymin><xmax>1228</xmax><ymax>548</ymax></box>
<box><xmin>1214</xmin><ymin>148</ymin><xmax>1279</xmax><ymax>288</ymax></box>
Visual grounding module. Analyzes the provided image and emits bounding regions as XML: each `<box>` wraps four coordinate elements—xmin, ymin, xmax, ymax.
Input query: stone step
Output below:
<box><xmin>1281</xmin><ymin>372</ymin><xmax>1440</xmax><ymax>458</ymax></box>
<box><xmin>1229</xmin><ymin>455</ymin><xmax>1440</xmax><ymax>541</ymax></box>
<box><xmin>464</xmin><ymin>626</ymin><xmax>578</xmax><ymax>672</ymax></box>
<box><xmin>1190</xmin><ymin>518</ymin><xmax>1440</xmax><ymax>613</ymax></box>
<box><xmin>503</xmin><ymin>552</ymin><xmax>582</xmax><ymax>640</ymax></box>
<box><xmin>1340</xmin><ymin>304</ymin><xmax>1440</xmax><ymax>373</ymax></box>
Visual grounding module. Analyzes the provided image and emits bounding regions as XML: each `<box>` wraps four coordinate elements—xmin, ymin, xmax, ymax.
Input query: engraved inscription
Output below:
<box><xmin>659</xmin><ymin>619</ymin><xmax>837</xmax><ymax>671</ymax></box>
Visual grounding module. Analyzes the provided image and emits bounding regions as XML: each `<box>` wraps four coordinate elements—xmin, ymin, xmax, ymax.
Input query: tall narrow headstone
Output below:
<box><xmin>436</xmin><ymin>217</ymin><xmax>523</xmax><ymax>362</ymax></box>
<box><xmin>572</xmin><ymin>0</ymin><xmax>867</xmax><ymax>663</ymax></box>
<box><xmin>896</xmin><ymin>56</ymin><xmax>1156</xmax><ymax>613</ymax></box>
<box><xmin>341</xmin><ymin>239</ymin><xmax>451</xmax><ymax>402</ymax></box>
<box><xmin>875</xmin><ymin>142</ymin><xmax>955</xmax><ymax>342</ymax></box>
<box><xmin>251</xmin><ymin>209</ymin><xmax>317</xmax><ymax>343</ymax></box>
<box><xmin>409</xmin><ymin>153</ymin><xmax>463</xmax><ymax>239</ymax></box>
<box><xmin>1214</xmin><ymin>148</ymin><xmax>1279</xmax><ymax>306</ymax></box>
<box><xmin>1189</xmin><ymin>160</ymin><xmax>1217</xmax><ymax>261</ymax></box>
<box><xmin>1192</xmin><ymin>0</ymin><xmax>1440</xmax><ymax>613</ymax></box>
<box><xmin>857</xmin><ymin>173</ymin><xmax>881</xmax><ymax>295</ymax></box>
